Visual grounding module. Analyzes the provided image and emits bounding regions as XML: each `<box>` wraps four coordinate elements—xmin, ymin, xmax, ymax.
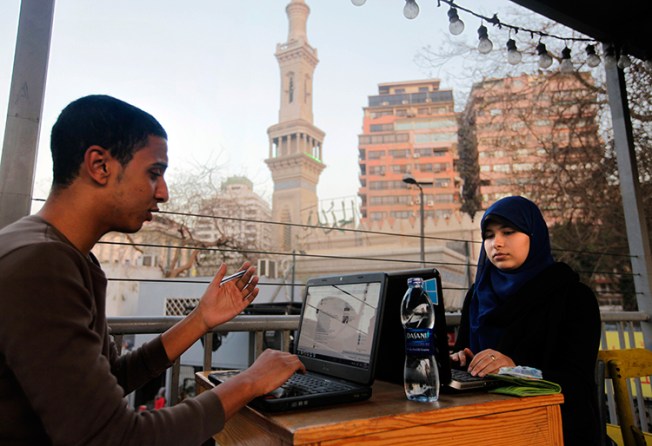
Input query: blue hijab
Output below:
<box><xmin>469</xmin><ymin>196</ymin><xmax>555</xmax><ymax>352</ymax></box>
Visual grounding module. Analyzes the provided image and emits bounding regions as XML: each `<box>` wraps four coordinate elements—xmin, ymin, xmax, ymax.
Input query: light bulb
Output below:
<box><xmin>506</xmin><ymin>39</ymin><xmax>522</xmax><ymax>65</ymax></box>
<box><xmin>617</xmin><ymin>53</ymin><xmax>632</xmax><ymax>69</ymax></box>
<box><xmin>585</xmin><ymin>45</ymin><xmax>601</xmax><ymax>68</ymax></box>
<box><xmin>604</xmin><ymin>45</ymin><xmax>617</xmax><ymax>69</ymax></box>
<box><xmin>536</xmin><ymin>43</ymin><xmax>553</xmax><ymax>69</ymax></box>
<box><xmin>560</xmin><ymin>58</ymin><xmax>574</xmax><ymax>72</ymax></box>
<box><xmin>447</xmin><ymin>8</ymin><xmax>465</xmax><ymax>35</ymax></box>
<box><xmin>560</xmin><ymin>47</ymin><xmax>573</xmax><ymax>73</ymax></box>
<box><xmin>403</xmin><ymin>0</ymin><xmax>419</xmax><ymax>19</ymax></box>
<box><xmin>351</xmin><ymin>0</ymin><xmax>366</xmax><ymax>6</ymax></box>
<box><xmin>477</xmin><ymin>25</ymin><xmax>493</xmax><ymax>54</ymax></box>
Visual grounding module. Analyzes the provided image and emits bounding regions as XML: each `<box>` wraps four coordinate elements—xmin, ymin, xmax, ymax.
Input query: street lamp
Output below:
<box><xmin>403</xmin><ymin>173</ymin><xmax>433</xmax><ymax>267</ymax></box>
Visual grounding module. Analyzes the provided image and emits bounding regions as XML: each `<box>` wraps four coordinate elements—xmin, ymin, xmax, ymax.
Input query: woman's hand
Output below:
<box><xmin>450</xmin><ymin>347</ymin><xmax>474</xmax><ymax>368</ymax></box>
<box><xmin>467</xmin><ymin>349</ymin><xmax>515</xmax><ymax>377</ymax></box>
<box><xmin>195</xmin><ymin>262</ymin><xmax>259</xmax><ymax>331</ymax></box>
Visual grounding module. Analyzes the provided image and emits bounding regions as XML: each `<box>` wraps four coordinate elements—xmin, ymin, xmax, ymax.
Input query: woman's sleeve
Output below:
<box><xmin>453</xmin><ymin>286</ymin><xmax>474</xmax><ymax>352</ymax></box>
<box><xmin>543</xmin><ymin>283</ymin><xmax>601</xmax><ymax>386</ymax></box>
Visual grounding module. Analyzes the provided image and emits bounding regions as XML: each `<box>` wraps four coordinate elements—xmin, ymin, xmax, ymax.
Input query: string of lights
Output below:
<box><xmin>351</xmin><ymin>0</ymin><xmax>651</xmax><ymax>70</ymax></box>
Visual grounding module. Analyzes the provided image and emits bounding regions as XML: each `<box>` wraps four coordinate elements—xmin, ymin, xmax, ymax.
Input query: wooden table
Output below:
<box><xmin>196</xmin><ymin>371</ymin><xmax>564</xmax><ymax>445</ymax></box>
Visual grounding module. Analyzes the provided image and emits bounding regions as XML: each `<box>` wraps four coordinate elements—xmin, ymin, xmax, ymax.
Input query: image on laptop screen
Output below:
<box><xmin>296</xmin><ymin>281</ymin><xmax>382</xmax><ymax>370</ymax></box>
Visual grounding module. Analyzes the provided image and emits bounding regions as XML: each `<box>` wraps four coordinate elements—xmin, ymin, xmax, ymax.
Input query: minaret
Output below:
<box><xmin>265</xmin><ymin>0</ymin><xmax>325</xmax><ymax>251</ymax></box>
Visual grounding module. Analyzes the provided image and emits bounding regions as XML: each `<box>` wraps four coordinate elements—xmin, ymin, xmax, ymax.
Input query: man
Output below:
<box><xmin>0</xmin><ymin>95</ymin><xmax>305</xmax><ymax>445</ymax></box>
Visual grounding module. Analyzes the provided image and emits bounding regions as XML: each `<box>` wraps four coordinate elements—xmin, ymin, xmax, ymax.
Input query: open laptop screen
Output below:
<box><xmin>296</xmin><ymin>281</ymin><xmax>383</xmax><ymax>370</ymax></box>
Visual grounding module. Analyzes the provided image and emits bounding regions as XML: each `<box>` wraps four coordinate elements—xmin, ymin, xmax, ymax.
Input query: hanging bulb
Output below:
<box><xmin>536</xmin><ymin>43</ymin><xmax>553</xmax><ymax>69</ymax></box>
<box><xmin>560</xmin><ymin>47</ymin><xmax>573</xmax><ymax>73</ymax></box>
<box><xmin>617</xmin><ymin>53</ymin><xmax>632</xmax><ymax>69</ymax></box>
<box><xmin>403</xmin><ymin>0</ymin><xmax>419</xmax><ymax>19</ymax></box>
<box><xmin>585</xmin><ymin>45</ymin><xmax>601</xmax><ymax>68</ymax></box>
<box><xmin>506</xmin><ymin>39</ymin><xmax>522</xmax><ymax>65</ymax></box>
<box><xmin>351</xmin><ymin>0</ymin><xmax>366</xmax><ymax>6</ymax></box>
<box><xmin>447</xmin><ymin>8</ymin><xmax>465</xmax><ymax>35</ymax></box>
<box><xmin>477</xmin><ymin>25</ymin><xmax>493</xmax><ymax>54</ymax></box>
<box><xmin>604</xmin><ymin>45</ymin><xmax>617</xmax><ymax>69</ymax></box>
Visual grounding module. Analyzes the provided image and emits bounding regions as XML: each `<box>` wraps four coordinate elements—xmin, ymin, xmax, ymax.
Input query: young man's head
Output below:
<box><xmin>50</xmin><ymin>95</ymin><xmax>167</xmax><ymax>189</ymax></box>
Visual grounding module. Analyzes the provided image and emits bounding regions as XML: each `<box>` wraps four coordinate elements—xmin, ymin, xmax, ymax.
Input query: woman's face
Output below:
<box><xmin>483</xmin><ymin>221</ymin><xmax>530</xmax><ymax>271</ymax></box>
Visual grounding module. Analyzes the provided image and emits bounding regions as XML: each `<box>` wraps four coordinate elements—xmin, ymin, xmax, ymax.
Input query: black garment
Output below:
<box><xmin>455</xmin><ymin>262</ymin><xmax>601</xmax><ymax>446</ymax></box>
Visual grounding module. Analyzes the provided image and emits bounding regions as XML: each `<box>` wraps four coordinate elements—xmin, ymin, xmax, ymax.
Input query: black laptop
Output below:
<box><xmin>376</xmin><ymin>268</ymin><xmax>494</xmax><ymax>391</ymax></box>
<box><xmin>208</xmin><ymin>271</ymin><xmax>387</xmax><ymax>412</ymax></box>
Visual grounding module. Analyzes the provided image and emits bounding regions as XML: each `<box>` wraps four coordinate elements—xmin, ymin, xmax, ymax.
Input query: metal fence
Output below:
<box><xmin>599</xmin><ymin>311</ymin><xmax>652</xmax><ymax>433</ymax></box>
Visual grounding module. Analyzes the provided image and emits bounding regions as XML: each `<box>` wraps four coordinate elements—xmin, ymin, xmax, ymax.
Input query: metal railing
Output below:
<box><xmin>109</xmin><ymin>315</ymin><xmax>300</xmax><ymax>405</ymax></box>
<box><xmin>599</xmin><ymin>311</ymin><xmax>652</xmax><ymax>433</ymax></box>
<box><xmin>109</xmin><ymin>311</ymin><xmax>651</xmax><ymax>427</ymax></box>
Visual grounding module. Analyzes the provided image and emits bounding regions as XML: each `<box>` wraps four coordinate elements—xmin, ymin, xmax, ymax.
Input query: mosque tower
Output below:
<box><xmin>265</xmin><ymin>0</ymin><xmax>325</xmax><ymax>250</ymax></box>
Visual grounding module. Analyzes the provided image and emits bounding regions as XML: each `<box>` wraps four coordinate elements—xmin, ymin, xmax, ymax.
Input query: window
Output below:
<box><xmin>513</xmin><ymin>163</ymin><xmax>533</xmax><ymax>172</ymax></box>
<box><xmin>370</xmin><ymin>123</ymin><xmax>393</xmax><ymax>132</ymax></box>
<box><xmin>389</xmin><ymin>149</ymin><xmax>410</xmax><ymax>158</ymax></box>
<box><xmin>390</xmin><ymin>211</ymin><xmax>412</xmax><ymax>219</ymax></box>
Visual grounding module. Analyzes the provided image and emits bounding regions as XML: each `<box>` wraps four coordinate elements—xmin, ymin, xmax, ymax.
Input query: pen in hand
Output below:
<box><xmin>220</xmin><ymin>270</ymin><xmax>246</xmax><ymax>285</ymax></box>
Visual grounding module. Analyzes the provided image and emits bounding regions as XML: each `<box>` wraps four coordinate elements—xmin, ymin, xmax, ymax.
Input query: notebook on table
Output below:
<box><xmin>376</xmin><ymin>268</ymin><xmax>495</xmax><ymax>392</ymax></box>
<box><xmin>208</xmin><ymin>271</ymin><xmax>388</xmax><ymax>412</ymax></box>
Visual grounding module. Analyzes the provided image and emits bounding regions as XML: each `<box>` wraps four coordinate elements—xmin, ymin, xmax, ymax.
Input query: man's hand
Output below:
<box><xmin>196</xmin><ymin>262</ymin><xmax>259</xmax><ymax>331</ymax></box>
<box><xmin>160</xmin><ymin>262</ymin><xmax>259</xmax><ymax>362</ymax></box>
<box><xmin>214</xmin><ymin>349</ymin><xmax>306</xmax><ymax>419</ymax></box>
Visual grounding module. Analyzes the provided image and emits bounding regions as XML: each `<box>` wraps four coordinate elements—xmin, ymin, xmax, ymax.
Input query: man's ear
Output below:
<box><xmin>84</xmin><ymin>146</ymin><xmax>112</xmax><ymax>185</ymax></box>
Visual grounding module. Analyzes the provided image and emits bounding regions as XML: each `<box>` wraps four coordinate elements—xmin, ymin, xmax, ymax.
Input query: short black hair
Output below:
<box><xmin>50</xmin><ymin>95</ymin><xmax>167</xmax><ymax>188</ymax></box>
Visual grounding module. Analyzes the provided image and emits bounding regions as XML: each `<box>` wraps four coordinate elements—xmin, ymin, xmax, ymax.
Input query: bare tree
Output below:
<box><xmin>416</xmin><ymin>13</ymin><xmax>652</xmax><ymax>309</ymax></box>
<box><xmin>147</xmin><ymin>162</ymin><xmax>273</xmax><ymax>278</ymax></box>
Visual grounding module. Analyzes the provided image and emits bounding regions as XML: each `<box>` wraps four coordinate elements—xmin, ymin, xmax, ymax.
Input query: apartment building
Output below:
<box><xmin>463</xmin><ymin>72</ymin><xmax>601</xmax><ymax>215</ymax></box>
<box><xmin>358</xmin><ymin>80</ymin><xmax>461</xmax><ymax>223</ymax></box>
<box><xmin>192</xmin><ymin>176</ymin><xmax>273</xmax><ymax>275</ymax></box>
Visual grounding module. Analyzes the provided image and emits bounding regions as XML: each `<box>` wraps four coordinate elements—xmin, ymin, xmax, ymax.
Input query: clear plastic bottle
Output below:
<box><xmin>401</xmin><ymin>277</ymin><xmax>440</xmax><ymax>402</ymax></box>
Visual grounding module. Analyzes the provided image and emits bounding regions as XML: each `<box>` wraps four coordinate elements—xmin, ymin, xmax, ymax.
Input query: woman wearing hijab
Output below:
<box><xmin>451</xmin><ymin>196</ymin><xmax>601</xmax><ymax>446</ymax></box>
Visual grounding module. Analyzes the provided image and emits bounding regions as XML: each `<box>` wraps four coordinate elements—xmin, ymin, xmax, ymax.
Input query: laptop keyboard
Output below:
<box><xmin>281</xmin><ymin>373</ymin><xmax>353</xmax><ymax>396</ymax></box>
<box><xmin>451</xmin><ymin>368</ymin><xmax>485</xmax><ymax>383</ymax></box>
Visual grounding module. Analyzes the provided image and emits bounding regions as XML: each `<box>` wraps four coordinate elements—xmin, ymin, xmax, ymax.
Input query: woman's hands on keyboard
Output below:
<box><xmin>467</xmin><ymin>349</ymin><xmax>515</xmax><ymax>377</ymax></box>
<box><xmin>450</xmin><ymin>347</ymin><xmax>474</xmax><ymax>368</ymax></box>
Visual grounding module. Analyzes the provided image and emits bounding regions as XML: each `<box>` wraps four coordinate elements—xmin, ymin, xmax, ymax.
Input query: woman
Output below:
<box><xmin>451</xmin><ymin>196</ymin><xmax>601</xmax><ymax>445</ymax></box>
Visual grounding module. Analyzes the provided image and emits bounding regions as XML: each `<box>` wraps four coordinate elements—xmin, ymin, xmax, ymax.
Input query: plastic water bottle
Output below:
<box><xmin>401</xmin><ymin>277</ymin><xmax>440</xmax><ymax>402</ymax></box>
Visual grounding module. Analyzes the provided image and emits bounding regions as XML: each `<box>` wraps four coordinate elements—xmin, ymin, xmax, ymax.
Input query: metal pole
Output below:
<box><xmin>0</xmin><ymin>0</ymin><xmax>55</xmax><ymax>228</ymax></box>
<box><xmin>604</xmin><ymin>48</ymin><xmax>652</xmax><ymax>351</ymax></box>
<box><xmin>418</xmin><ymin>184</ymin><xmax>425</xmax><ymax>267</ymax></box>
<box><xmin>291</xmin><ymin>249</ymin><xmax>296</xmax><ymax>304</ymax></box>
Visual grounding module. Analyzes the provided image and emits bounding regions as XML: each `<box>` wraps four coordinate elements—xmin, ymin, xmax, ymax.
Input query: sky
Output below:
<box><xmin>0</xmin><ymin>0</ymin><xmax>560</xmax><ymax>217</ymax></box>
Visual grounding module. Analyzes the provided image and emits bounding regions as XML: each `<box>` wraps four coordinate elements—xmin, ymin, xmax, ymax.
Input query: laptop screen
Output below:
<box><xmin>296</xmin><ymin>281</ymin><xmax>382</xmax><ymax>370</ymax></box>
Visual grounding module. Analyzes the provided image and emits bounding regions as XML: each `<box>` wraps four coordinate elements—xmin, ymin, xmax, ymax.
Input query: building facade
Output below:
<box><xmin>357</xmin><ymin>80</ymin><xmax>460</xmax><ymax>224</ymax></box>
<box><xmin>463</xmin><ymin>72</ymin><xmax>601</xmax><ymax>216</ymax></box>
<box><xmin>194</xmin><ymin>176</ymin><xmax>272</xmax><ymax>249</ymax></box>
